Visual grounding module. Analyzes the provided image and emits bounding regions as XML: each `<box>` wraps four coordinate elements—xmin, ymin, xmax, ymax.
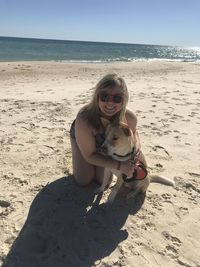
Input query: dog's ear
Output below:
<box><xmin>100</xmin><ymin>117</ymin><xmax>110</xmax><ymax>128</ymax></box>
<box><xmin>119</xmin><ymin>121</ymin><xmax>129</xmax><ymax>128</ymax></box>
<box><xmin>121</xmin><ymin>126</ymin><xmax>131</xmax><ymax>136</ymax></box>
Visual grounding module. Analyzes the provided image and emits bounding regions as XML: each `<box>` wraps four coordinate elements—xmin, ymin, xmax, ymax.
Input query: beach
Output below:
<box><xmin>0</xmin><ymin>61</ymin><xmax>200</xmax><ymax>267</ymax></box>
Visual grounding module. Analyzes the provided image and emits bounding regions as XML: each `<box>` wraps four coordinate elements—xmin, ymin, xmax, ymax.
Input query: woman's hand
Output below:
<box><xmin>119</xmin><ymin>160</ymin><xmax>135</xmax><ymax>177</ymax></box>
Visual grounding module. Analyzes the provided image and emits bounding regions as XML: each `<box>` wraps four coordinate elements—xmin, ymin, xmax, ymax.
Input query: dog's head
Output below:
<box><xmin>101</xmin><ymin>118</ymin><xmax>137</xmax><ymax>160</ymax></box>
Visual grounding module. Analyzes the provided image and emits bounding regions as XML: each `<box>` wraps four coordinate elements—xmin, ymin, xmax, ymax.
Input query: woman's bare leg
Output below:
<box><xmin>70</xmin><ymin>137</ymin><xmax>112</xmax><ymax>187</ymax></box>
<box><xmin>70</xmin><ymin>137</ymin><xmax>95</xmax><ymax>186</ymax></box>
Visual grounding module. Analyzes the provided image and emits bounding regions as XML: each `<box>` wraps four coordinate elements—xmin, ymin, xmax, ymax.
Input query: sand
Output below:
<box><xmin>0</xmin><ymin>61</ymin><xmax>200</xmax><ymax>267</ymax></box>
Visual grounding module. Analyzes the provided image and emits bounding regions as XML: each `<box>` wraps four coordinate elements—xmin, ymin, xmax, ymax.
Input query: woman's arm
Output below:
<box><xmin>75</xmin><ymin>114</ymin><xmax>136</xmax><ymax>176</ymax></box>
<box><xmin>75</xmin><ymin>114</ymin><xmax>119</xmax><ymax>170</ymax></box>
<box><xmin>75</xmin><ymin>111</ymin><xmax>138</xmax><ymax>176</ymax></box>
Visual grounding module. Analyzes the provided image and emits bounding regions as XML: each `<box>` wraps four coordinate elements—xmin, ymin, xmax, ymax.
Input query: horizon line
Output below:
<box><xmin>0</xmin><ymin>35</ymin><xmax>178</xmax><ymax>47</ymax></box>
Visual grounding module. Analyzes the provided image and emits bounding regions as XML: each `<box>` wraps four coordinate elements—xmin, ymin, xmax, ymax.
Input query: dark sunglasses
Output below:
<box><xmin>99</xmin><ymin>93</ymin><xmax>123</xmax><ymax>103</ymax></box>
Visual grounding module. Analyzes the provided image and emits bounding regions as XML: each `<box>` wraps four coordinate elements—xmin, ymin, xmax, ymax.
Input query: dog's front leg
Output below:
<box><xmin>107</xmin><ymin>176</ymin><xmax>123</xmax><ymax>204</ymax></box>
<box><xmin>95</xmin><ymin>168</ymin><xmax>111</xmax><ymax>194</ymax></box>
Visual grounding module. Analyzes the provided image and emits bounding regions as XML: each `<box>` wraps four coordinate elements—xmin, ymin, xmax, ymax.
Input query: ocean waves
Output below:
<box><xmin>0</xmin><ymin>37</ymin><xmax>200</xmax><ymax>62</ymax></box>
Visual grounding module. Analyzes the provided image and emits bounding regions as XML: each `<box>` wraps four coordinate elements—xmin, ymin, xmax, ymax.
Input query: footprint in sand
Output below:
<box><xmin>0</xmin><ymin>200</ymin><xmax>11</xmax><ymax>208</ymax></box>
<box><xmin>185</xmin><ymin>142</ymin><xmax>191</xmax><ymax>146</ymax></box>
<box><xmin>147</xmin><ymin>193</ymin><xmax>163</xmax><ymax>210</ymax></box>
<box><xmin>152</xmin><ymin>145</ymin><xmax>170</xmax><ymax>157</ymax></box>
<box><xmin>174</xmin><ymin>206</ymin><xmax>189</xmax><ymax>218</ymax></box>
<box><xmin>162</xmin><ymin>232</ymin><xmax>182</xmax><ymax>247</ymax></box>
<box><xmin>0</xmin><ymin>200</ymin><xmax>13</xmax><ymax>218</ymax></box>
<box><xmin>184</xmin><ymin>182</ymin><xmax>200</xmax><ymax>203</ymax></box>
<box><xmin>188</xmin><ymin>111</ymin><xmax>198</xmax><ymax>117</ymax></box>
<box><xmin>175</xmin><ymin>177</ymin><xmax>200</xmax><ymax>204</ymax></box>
<box><xmin>161</xmin><ymin>193</ymin><xmax>172</xmax><ymax>202</ymax></box>
<box><xmin>162</xmin><ymin>231</ymin><xmax>182</xmax><ymax>259</ymax></box>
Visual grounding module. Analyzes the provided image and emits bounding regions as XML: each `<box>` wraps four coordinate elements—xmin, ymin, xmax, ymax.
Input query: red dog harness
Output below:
<box><xmin>122</xmin><ymin>160</ymin><xmax>148</xmax><ymax>183</ymax></box>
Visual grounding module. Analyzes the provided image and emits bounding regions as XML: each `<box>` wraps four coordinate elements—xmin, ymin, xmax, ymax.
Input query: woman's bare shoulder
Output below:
<box><xmin>125</xmin><ymin>108</ymin><xmax>138</xmax><ymax>132</ymax></box>
<box><xmin>75</xmin><ymin>106</ymin><xmax>95</xmax><ymax>134</ymax></box>
<box><xmin>76</xmin><ymin>112</ymin><xmax>89</xmax><ymax>128</ymax></box>
<box><xmin>125</xmin><ymin>108</ymin><xmax>137</xmax><ymax>122</ymax></box>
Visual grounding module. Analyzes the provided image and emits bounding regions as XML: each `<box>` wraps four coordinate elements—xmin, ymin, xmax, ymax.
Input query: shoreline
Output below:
<box><xmin>1</xmin><ymin>58</ymin><xmax>200</xmax><ymax>64</ymax></box>
<box><xmin>1</xmin><ymin>60</ymin><xmax>200</xmax><ymax>266</ymax></box>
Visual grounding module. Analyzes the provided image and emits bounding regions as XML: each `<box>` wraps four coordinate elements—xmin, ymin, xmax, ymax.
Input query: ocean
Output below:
<box><xmin>0</xmin><ymin>36</ymin><xmax>200</xmax><ymax>62</ymax></box>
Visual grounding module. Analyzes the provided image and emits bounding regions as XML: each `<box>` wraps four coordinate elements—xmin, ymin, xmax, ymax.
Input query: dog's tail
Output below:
<box><xmin>150</xmin><ymin>175</ymin><xmax>175</xmax><ymax>186</ymax></box>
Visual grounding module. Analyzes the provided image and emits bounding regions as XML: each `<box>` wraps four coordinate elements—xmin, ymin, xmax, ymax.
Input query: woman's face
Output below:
<box><xmin>98</xmin><ymin>86</ymin><xmax>123</xmax><ymax>118</ymax></box>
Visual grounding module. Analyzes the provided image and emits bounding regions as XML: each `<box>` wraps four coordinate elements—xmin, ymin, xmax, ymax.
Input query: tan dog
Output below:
<box><xmin>96</xmin><ymin>119</ymin><xmax>175</xmax><ymax>204</ymax></box>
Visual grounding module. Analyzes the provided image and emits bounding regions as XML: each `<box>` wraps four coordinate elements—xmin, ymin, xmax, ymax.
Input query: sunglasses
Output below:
<box><xmin>99</xmin><ymin>93</ymin><xmax>123</xmax><ymax>103</ymax></box>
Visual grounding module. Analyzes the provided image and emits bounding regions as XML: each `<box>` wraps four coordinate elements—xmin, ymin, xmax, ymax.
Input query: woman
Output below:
<box><xmin>70</xmin><ymin>73</ymin><xmax>147</xmax><ymax>186</ymax></box>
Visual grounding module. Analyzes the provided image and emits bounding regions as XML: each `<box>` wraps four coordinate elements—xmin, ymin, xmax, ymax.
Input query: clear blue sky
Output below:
<box><xmin>0</xmin><ymin>0</ymin><xmax>199</xmax><ymax>46</ymax></box>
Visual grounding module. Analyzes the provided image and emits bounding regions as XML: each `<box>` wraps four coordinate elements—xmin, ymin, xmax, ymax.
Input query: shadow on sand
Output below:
<box><xmin>3</xmin><ymin>175</ymin><xmax>145</xmax><ymax>267</ymax></box>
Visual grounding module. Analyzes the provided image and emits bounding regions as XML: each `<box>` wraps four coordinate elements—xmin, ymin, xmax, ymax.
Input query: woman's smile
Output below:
<box><xmin>98</xmin><ymin>87</ymin><xmax>123</xmax><ymax>117</ymax></box>
<box><xmin>104</xmin><ymin>105</ymin><xmax>117</xmax><ymax>114</ymax></box>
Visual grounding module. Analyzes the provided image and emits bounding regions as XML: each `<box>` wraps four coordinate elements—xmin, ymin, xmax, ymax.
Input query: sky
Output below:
<box><xmin>0</xmin><ymin>0</ymin><xmax>200</xmax><ymax>46</ymax></box>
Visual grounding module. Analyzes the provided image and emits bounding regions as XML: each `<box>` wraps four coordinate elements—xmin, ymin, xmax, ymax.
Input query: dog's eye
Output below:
<box><xmin>113</xmin><ymin>136</ymin><xmax>118</xmax><ymax>141</ymax></box>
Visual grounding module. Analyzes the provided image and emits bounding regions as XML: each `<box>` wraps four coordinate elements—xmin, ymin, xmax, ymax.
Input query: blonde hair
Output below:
<box><xmin>81</xmin><ymin>73</ymin><xmax>129</xmax><ymax>130</ymax></box>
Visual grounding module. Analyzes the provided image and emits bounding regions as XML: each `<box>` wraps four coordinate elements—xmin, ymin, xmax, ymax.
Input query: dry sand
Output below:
<box><xmin>0</xmin><ymin>61</ymin><xmax>200</xmax><ymax>267</ymax></box>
